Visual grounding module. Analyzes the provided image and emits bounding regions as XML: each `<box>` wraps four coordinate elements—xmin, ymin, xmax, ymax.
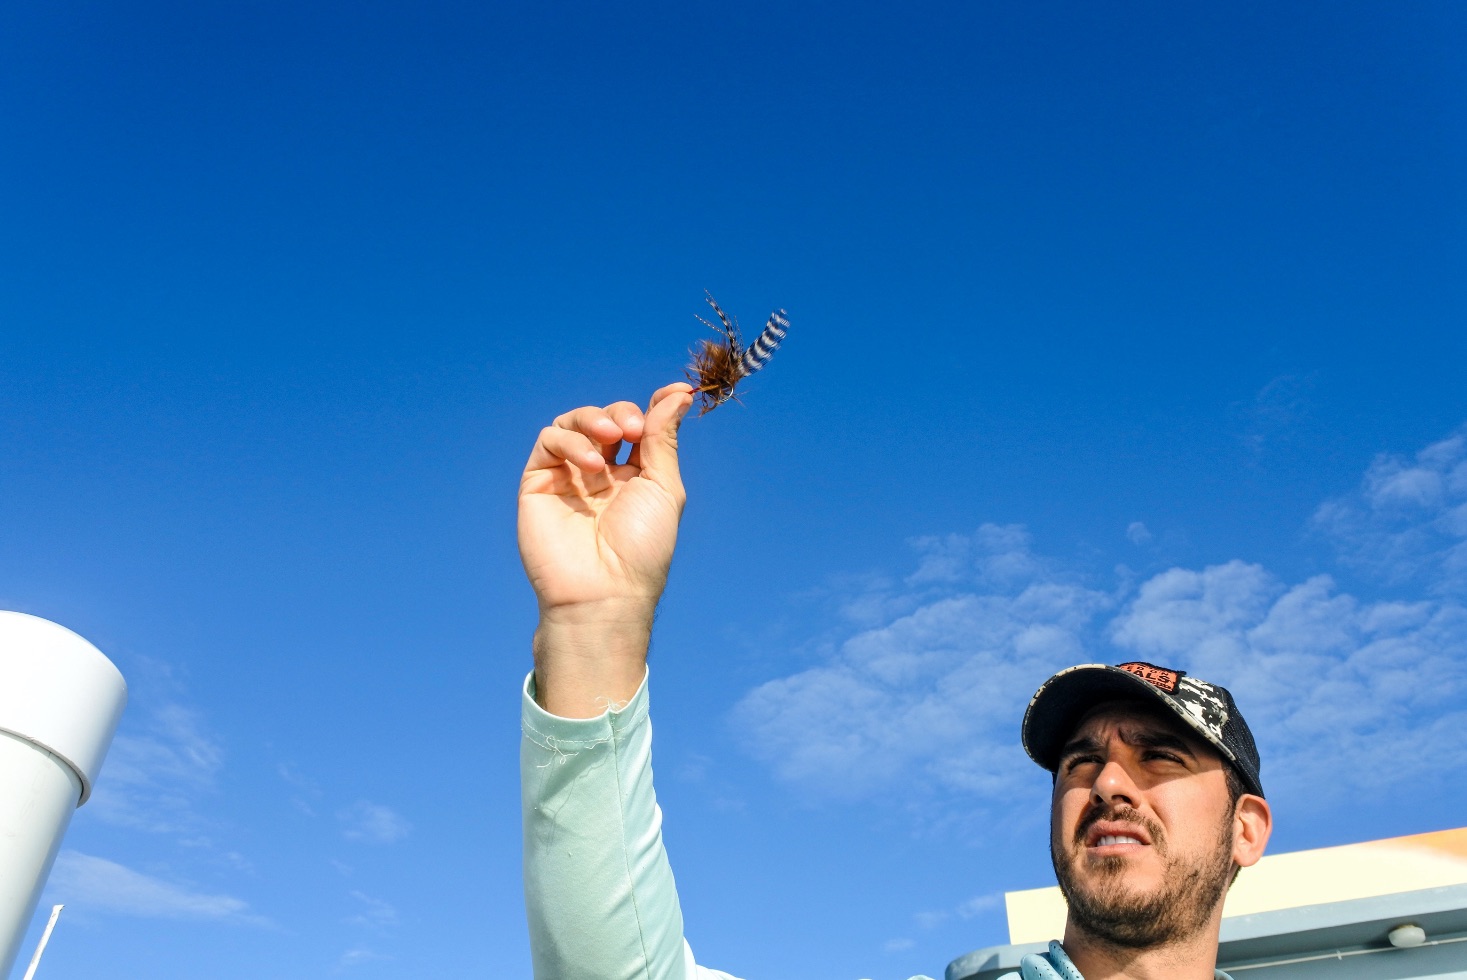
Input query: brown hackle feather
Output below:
<box><xmin>686</xmin><ymin>335</ymin><xmax>745</xmax><ymax>414</ymax></box>
<box><xmin>685</xmin><ymin>292</ymin><xmax>746</xmax><ymax>414</ymax></box>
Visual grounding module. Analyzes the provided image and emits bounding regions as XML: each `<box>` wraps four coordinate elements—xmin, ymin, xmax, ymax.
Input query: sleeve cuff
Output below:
<box><xmin>520</xmin><ymin>668</ymin><xmax>651</xmax><ymax>753</ymax></box>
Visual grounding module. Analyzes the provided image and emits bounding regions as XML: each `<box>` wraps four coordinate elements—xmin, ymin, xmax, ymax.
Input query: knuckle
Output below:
<box><xmin>555</xmin><ymin>406</ymin><xmax>596</xmax><ymax>428</ymax></box>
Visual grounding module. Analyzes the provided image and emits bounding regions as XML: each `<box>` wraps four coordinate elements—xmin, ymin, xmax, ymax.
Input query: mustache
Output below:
<box><xmin>1073</xmin><ymin>803</ymin><xmax>1166</xmax><ymax>849</ymax></box>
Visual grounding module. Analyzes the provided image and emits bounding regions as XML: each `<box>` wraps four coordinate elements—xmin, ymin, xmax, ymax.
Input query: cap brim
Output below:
<box><xmin>1022</xmin><ymin>664</ymin><xmax>1213</xmax><ymax>772</ymax></box>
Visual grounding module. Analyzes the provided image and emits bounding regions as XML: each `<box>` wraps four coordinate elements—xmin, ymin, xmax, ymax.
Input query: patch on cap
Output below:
<box><xmin>1116</xmin><ymin>661</ymin><xmax>1184</xmax><ymax>694</ymax></box>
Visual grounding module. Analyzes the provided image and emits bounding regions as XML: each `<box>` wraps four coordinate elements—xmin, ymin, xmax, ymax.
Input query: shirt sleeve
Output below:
<box><xmin>521</xmin><ymin>669</ymin><xmax>742</xmax><ymax>980</ymax></box>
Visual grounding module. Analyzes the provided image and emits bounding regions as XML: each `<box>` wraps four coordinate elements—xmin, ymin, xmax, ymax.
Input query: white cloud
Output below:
<box><xmin>1126</xmin><ymin>521</ymin><xmax>1153</xmax><ymax>545</ymax></box>
<box><xmin>338</xmin><ymin>801</ymin><xmax>411</xmax><ymax>844</ymax></box>
<box><xmin>883</xmin><ymin>937</ymin><xmax>916</xmax><ymax>952</ymax></box>
<box><xmin>1109</xmin><ymin>561</ymin><xmax>1282</xmax><ymax>659</ymax></box>
<box><xmin>1313</xmin><ymin>427</ymin><xmax>1467</xmax><ymax>595</ymax></box>
<box><xmin>48</xmin><ymin>851</ymin><xmax>265</xmax><ymax>924</ymax></box>
<box><xmin>736</xmin><ymin>428</ymin><xmax>1467</xmax><ymax>810</ymax></box>
<box><xmin>733</xmin><ymin>526</ymin><xmax>1111</xmax><ymax>803</ymax></box>
<box><xmin>906</xmin><ymin>524</ymin><xmax>1049</xmax><ymax>589</ymax></box>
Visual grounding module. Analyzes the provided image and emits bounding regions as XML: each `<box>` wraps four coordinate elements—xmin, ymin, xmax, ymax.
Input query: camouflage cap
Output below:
<box><xmin>1021</xmin><ymin>661</ymin><xmax>1264</xmax><ymax>798</ymax></box>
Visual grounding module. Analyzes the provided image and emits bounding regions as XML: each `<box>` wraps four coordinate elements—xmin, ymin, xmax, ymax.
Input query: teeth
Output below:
<box><xmin>1096</xmin><ymin>835</ymin><xmax>1143</xmax><ymax>847</ymax></box>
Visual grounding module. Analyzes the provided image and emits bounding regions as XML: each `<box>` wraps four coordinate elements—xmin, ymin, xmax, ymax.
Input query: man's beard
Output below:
<box><xmin>1051</xmin><ymin>803</ymin><xmax>1235</xmax><ymax>949</ymax></box>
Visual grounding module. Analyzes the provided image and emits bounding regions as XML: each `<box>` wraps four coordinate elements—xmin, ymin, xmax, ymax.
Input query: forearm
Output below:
<box><xmin>521</xmin><ymin>669</ymin><xmax>691</xmax><ymax>980</ymax></box>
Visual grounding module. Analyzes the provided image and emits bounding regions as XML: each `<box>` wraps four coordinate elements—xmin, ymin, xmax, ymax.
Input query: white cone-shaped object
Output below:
<box><xmin>0</xmin><ymin>612</ymin><xmax>127</xmax><ymax>977</ymax></box>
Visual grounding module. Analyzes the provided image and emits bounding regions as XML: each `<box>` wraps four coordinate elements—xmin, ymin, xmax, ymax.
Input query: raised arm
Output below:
<box><xmin>518</xmin><ymin>381</ymin><xmax>693</xmax><ymax>716</ymax></box>
<box><xmin>519</xmin><ymin>382</ymin><xmax>745</xmax><ymax>980</ymax></box>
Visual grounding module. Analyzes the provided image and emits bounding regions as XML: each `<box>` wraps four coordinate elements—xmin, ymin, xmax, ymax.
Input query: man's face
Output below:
<box><xmin>1049</xmin><ymin>700</ymin><xmax>1238</xmax><ymax>949</ymax></box>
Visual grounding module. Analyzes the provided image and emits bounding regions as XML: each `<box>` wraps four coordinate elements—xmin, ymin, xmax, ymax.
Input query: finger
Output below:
<box><xmin>648</xmin><ymin>381</ymin><xmax>694</xmax><ymax>410</ymax></box>
<box><xmin>595</xmin><ymin>400</ymin><xmax>644</xmax><ymax>463</ymax></box>
<box><xmin>628</xmin><ymin>383</ymin><xmax>694</xmax><ymax>468</ymax></box>
<box><xmin>524</xmin><ymin>424</ymin><xmax>610</xmax><ymax>476</ymax></box>
<box><xmin>633</xmin><ymin>383</ymin><xmax>694</xmax><ymax>486</ymax></box>
<box><xmin>603</xmin><ymin>401</ymin><xmax>646</xmax><ymax>443</ymax></box>
<box><xmin>551</xmin><ymin>405</ymin><xmax>626</xmax><ymax>448</ymax></box>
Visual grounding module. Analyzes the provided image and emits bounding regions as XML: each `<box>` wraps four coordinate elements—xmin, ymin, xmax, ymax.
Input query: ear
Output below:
<box><xmin>1231</xmin><ymin>794</ymin><xmax>1272</xmax><ymax>869</ymax></box>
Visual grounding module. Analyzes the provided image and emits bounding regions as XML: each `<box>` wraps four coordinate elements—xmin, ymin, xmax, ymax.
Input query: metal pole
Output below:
<box><xmin>21</xmin><ymin>905</ymin><xmax>63</xmax><ymax>980</ymax></box>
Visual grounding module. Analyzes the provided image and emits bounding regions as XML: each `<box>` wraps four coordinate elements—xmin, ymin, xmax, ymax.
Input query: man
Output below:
<box><xmin>518</xmin><ymin>383</ymin><xmax>1272</xmax><ymax>980</ymax></box>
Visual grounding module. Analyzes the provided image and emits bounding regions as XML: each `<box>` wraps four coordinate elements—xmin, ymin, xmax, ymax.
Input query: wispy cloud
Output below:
<box><xmin>49</xmin><ymin>851</ymin><xmax>266</xmax><ymax>925</ymax></box>
<box><xmin>177</xmin><ymin>837</ymin><xmax>254</xmax><ymax>874</ymax></box>
<box><xmin>1238</xmin><ymin>373</ymin><xmax>1315</xmax><ymax>455</ymax></box>
<box><xmin>278</xmin><ymin>762</ymin><xmax>324</xmax><ymax>817</ymax></box>
<box><xmin>913</xmin><ymin>890</ymin><xmax>1003</xmax><ymax>934</ymax></box>
<box><xmin>338</xmin><ymin>801</ymin><xmax>411</xmax><ymax>844</ymax></box>
<box><xmin>1314</xmin><ymin>426</ymin><xmax>1467</xmax><ymax>595</ymax></box>
<box><xmin>345</xmin><ymin>890</ymin><xmax>399</xmax><ymax>929</ymax></box>
<box><xmin>335</xmin><ymin>947</ymin><xmax>390</xmax><ymax>971</ymax></box>
<box><xmin>956</xmin><ymin>892</ymin><xmax>1003</xmax><ymax>918</ymax></box>
<box><xmin>913</xmin><ymin>909</ymin><xmax>950</xmax><ymax>930</ymax></box>
<box><xmin>87</xmin><ymin>663</ymin><xmax>224</xmax><ymax>835</ymax></box>
<box><xmin>736</xmin><ymin>428</ymin><xmax>1467</xmax><ymax>811</ymax></box>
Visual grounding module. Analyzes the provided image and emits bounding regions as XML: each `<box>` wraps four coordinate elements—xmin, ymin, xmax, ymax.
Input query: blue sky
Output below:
<box><xmin>1</xmin><ymin>2</ymin><xmax>1464</xmax><ymax>978</ymax></box>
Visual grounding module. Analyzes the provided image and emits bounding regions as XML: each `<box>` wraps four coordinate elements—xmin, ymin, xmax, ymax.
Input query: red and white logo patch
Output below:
<box><xmin>1117</xmin><ymin>661</ymin><xmax>1183</xmax><ymax>694</ymax></box>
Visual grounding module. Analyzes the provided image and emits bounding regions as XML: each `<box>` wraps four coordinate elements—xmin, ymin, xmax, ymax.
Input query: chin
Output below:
<box><xmin>1055</xmin><ymin>844</ymin><xmax>1234</xmax><ymax>949</ymax></box>
<box><xmin>1080</xmin><ymin>849</ymin><xmax>1147</xmax><ymax>874</ymax></box>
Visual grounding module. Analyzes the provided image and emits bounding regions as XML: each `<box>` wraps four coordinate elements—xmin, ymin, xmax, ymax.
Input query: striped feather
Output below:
<box><xmin>737</xmin><ymin>309</ymin><xmax>789</xmax><ymax>377</ymax></box>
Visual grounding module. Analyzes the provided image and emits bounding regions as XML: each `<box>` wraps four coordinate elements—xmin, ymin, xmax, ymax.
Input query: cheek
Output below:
<box><xmin>1154</xmin><ymin>789</ymin><xmax>1226</xmax><ymax>848</ymax></box>
<box><xmin>1051</xmin><ymin>788</ymin><xmax>1086</xmax><ymax>845</ymax></box>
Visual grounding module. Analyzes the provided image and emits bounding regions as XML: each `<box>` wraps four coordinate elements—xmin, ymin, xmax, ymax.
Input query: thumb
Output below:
<box><xmin>636</xmin><ymin>383</ymin><xmax>693</xmax><ymax>489</ymax></box>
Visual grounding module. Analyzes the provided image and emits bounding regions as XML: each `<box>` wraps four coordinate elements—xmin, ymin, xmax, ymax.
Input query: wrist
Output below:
<box><xmin>532</xmin><ymin>603</ymin><xmax>655</xmax><ymax>718</ymax></box>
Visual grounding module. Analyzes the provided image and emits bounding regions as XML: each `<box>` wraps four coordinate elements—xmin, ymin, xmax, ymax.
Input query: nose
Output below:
<box><xmin>1090</xmin><ymin>757</ymin><xmax>1139</xmax><ymax>807</ymax></box>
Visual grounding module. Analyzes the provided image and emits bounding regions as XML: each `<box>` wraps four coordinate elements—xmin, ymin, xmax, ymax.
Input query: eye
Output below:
<box><xmin>1063</xmin><ymin>754</ymin><xmax>1102</xmax><ymax>773</ymax></box>
<box><xmin>1143</xmin><ymin>749</ymin><xmax>1183</xmax><ymax>765</ymax></box>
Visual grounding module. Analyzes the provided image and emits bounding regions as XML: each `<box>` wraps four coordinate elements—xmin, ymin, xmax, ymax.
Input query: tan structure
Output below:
<box><xmin>1005</xmin><ymin>826</ymin><xmax>1467</xmax><ymax>945</ymax></box>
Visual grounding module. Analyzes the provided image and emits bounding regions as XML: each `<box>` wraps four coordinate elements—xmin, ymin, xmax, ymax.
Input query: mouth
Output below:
<box><xmin>1090</xmin><ymin>834</ymin><xmax>1146</xmax><ymax>853</ymax></box>
<box><xmin>1083</xmin><ymin>821</ymin><xmax>1153</xmax><ymax>855</ymax></box>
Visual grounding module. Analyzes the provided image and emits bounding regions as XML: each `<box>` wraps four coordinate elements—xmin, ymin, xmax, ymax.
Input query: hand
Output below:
<box><xmin>518</xmin><ymin>382</ymin><xmax>694</xmax><ymax>716</ymax></box>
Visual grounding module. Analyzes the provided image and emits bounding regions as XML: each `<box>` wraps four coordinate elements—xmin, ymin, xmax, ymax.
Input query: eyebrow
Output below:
<box><xmin>1057</xmin><ymin>727</ymin><xmax>1198</xmax><ymax>765</ymax></box>
<box><xmin>1126</xmin><ymin>729</ymin><xmax>1197</xmax><ymax>758</ymax></box>
<box><xmin>1058</xmin><ymin>734</ymin><xmax>1102</xmax><ymax>763</ymax></box>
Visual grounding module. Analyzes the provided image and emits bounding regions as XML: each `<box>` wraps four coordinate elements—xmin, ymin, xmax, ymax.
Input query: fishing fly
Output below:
<box><xmin>685</xmin><ymin>292</ymin><xmax>790</xmax><ymax>415</ymax></box>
